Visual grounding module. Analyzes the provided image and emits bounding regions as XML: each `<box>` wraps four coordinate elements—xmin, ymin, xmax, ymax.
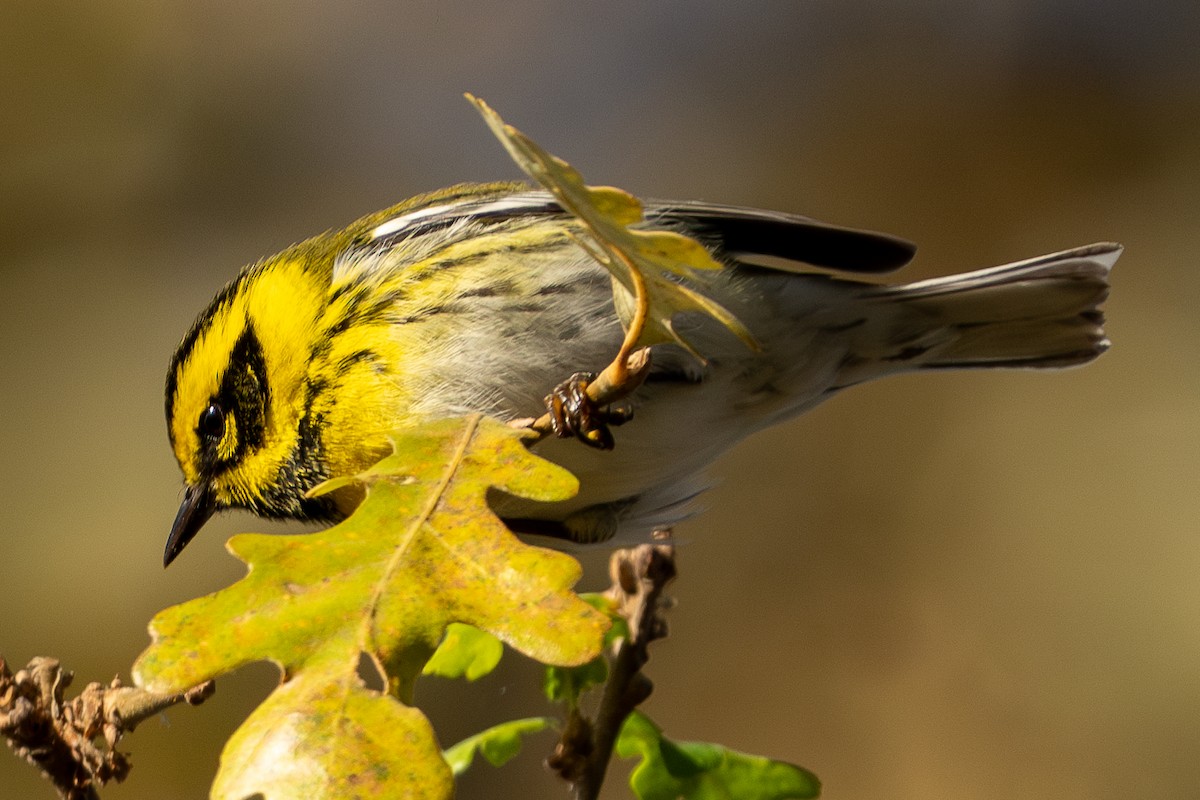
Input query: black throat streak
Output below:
<box><xmin>267</xmin><ymin>385</ymin><xmax>339</xmax><ymax>521</ymax></box>
<box><xmin>255</xmin><ymin>365</ymin><xmax>338</xmax><ymax>522</ymax></box>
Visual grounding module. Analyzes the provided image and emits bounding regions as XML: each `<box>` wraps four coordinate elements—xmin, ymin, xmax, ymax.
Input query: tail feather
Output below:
<box><xmin>863</xmin><ymin>242</ymin><xmax>1117</xmax><ymax>371</ymax></box>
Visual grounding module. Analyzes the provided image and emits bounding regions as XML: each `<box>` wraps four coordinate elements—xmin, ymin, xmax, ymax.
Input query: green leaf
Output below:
<box><xmin>468</xmin><ymin>94</ymin><xmax>760</xmax><ymax>361</ymax></box>
<box><xmin>133</xmin><ymin>415</ymin><xmax>609</xmax><ymax>800</ymax></box>
<box><xmin>442</xmin><ymin>717</ymin><xmax>556</xmax><ymax>776</ymax></box>
<box><xmin>543</xmin><ymin>650</ymin><xmax>609</xmax><ymax>706</ymax></box>
<box><xmin>423</xmin><ymin>623</ymin><xmax>504</xmax><ymax>681</ymax></box>
<box><xmin>616</xmin><ymin>711</ymin><xmax>820</xmax><ymax>800</ymax></box>
<box><xmin>543</xmin><ymin>593</ymin><xmax>627</xmax><ymax>706</ymax></box>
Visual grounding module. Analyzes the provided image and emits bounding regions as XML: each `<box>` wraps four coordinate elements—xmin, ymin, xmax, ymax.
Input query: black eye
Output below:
<box><xmin>198</xmin><ymin>402</ymin><xmax>225</xmax><ymax>442</ymax></box>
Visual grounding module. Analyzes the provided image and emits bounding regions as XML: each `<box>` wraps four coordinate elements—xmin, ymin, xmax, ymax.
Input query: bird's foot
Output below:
<box><xmin>544</xmin><ymin>372</ymin><xmax>633</xmax><ymax>450</ymax></box>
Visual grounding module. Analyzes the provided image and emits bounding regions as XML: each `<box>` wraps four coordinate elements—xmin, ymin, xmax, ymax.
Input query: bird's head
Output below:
<box><xmin>161</xmin><ymin>188</ymin><xmax>519</xmax><ymax>566</ymax></box>
<box><xmin>163</xmin><ymin>253</ymin><xmax>336</xmax><ymax>566</ymax></box>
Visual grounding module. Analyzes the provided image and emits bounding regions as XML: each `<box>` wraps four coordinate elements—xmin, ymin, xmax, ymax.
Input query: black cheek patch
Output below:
<box><xmin>217</xmin><ymin>323</ymin><xmax>271</xmax><ymax>461</ymax></box>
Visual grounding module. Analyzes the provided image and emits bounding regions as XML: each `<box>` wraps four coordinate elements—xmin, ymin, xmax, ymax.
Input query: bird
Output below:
<box><xmin>163</xmin><ymin>181</ymin><xmax>1117</xmax><ymax>566</ymax></box>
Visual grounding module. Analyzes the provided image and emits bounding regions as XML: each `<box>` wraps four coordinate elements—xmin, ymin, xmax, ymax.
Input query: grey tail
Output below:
<box><xmin>855</xmin><ymin>242</ymin><xmax>1118</xmax><ymax>374</ymax></box>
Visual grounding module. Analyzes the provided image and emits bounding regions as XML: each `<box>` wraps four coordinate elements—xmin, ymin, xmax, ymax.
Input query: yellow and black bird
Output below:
<box><xmin>163</xmin><ymin>182</ymin><xmax>1117</xmax><ymax>565</ymax></box>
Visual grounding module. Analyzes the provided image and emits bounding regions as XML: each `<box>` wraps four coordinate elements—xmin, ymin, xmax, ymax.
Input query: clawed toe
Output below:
<box><xmin>545</xmin><ymin>372</ymin><xmax>633</xmax><ymax>450</ymax></box>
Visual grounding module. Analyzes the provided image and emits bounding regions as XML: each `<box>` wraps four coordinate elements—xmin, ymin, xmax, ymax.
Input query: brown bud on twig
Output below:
<box><xmin>551</xmin><ymin>531</ymin><xmax>677</xmax><ymax>800</ymax></box>
<box><xmin>0</xmin><ymin>656</ymin><xmax>214</xmax><ymax>800</ymax></box>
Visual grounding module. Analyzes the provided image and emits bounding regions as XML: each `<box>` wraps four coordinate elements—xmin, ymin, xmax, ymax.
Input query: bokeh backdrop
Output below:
<box><xmin>3</xmin><ymin>2</ymin><xmax>1198</xmax><ymax>798</ymax></box>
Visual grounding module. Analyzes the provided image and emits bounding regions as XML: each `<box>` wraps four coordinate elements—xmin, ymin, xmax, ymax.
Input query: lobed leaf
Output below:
<box><xmin>212</xmin><ymin>662</ymin><xmax>452</xmax><ymax>800</ymax></box>
<box><xmin>469</xmin><ymin>94</ymin><xmax>760</xmax><ymax>361</ymax></box>
<box><xmin>133</xmin><ymin>415</ymin><xmax>609</xmax><ymax>799</ymax></box>
<box><xmin>616</xmin><ymin>711</ymin><xmax>821</xmax><ymax>800</ymax></box>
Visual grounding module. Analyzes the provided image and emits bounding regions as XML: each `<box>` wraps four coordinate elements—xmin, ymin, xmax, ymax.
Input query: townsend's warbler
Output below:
<box><xmin>163</xmin><ymin>181</ymin><xmax>1117</xmax><ymax>565</ymax></box>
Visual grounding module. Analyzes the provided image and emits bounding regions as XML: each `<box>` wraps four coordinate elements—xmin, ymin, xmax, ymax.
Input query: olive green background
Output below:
<box><xmin>3</xmin><ymin>3</ymin><xmax>1198</xmax><ymax>798</ymax></box>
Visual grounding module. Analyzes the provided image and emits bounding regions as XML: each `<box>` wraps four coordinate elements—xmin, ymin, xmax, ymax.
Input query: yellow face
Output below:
<box><xmin>163</xmin><ymin>254</ymin><xmax>336</xmax><ymax>564</ymax></box>
<box><xmin>169</xmin><ymin>259</ymin><xmax>324</xmax><ymax>499</ymax></box>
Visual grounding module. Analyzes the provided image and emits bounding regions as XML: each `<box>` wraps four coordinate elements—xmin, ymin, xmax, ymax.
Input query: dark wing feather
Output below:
<box><xmin>367</xmin><ymin>189</ymin><xmax>916</xmax><ymax>275</ymax></box>
<box><xmin>647</xmin><ymin>201</ymin><xmax>916</xmax><ymax>274</ymax></box>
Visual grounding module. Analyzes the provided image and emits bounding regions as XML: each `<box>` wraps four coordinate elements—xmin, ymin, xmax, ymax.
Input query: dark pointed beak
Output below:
<box><xmin>164</xmin><ymin>483</ymin><xmax>217</xmax><ymax>567</ymax></box>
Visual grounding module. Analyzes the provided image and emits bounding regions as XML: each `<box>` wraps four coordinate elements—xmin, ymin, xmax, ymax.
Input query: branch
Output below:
<box><xmin>0</xmin><ymin>655</ymin><xmax>214</xmax><ymax>800</ymax></box>
<box><xmin>549</xmin><ymin>532</ymin><xmax>677</xmax><ymax>799</ymax></box>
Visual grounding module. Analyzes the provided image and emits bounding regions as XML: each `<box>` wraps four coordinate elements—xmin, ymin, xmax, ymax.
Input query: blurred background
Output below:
<box><xmin>2</xmin><ymin>2</ymin><xmax>1198</xmax><ymax>798</ymax></box>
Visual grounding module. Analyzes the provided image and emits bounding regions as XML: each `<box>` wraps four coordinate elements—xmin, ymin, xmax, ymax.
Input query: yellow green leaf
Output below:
<box><xmin>468</xmin><ymin>94</ymin><xmax>760</xmax><ymax>361</ymax></box>
<box><xmin>133</xmin><ymin>415</ymin><xmax>609</xmax><ymax>799</ymax></box>
<box><xmin>212</xmin><ymin>661</ymin><xmax>452</xmax><ymax>800</ymax></box>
